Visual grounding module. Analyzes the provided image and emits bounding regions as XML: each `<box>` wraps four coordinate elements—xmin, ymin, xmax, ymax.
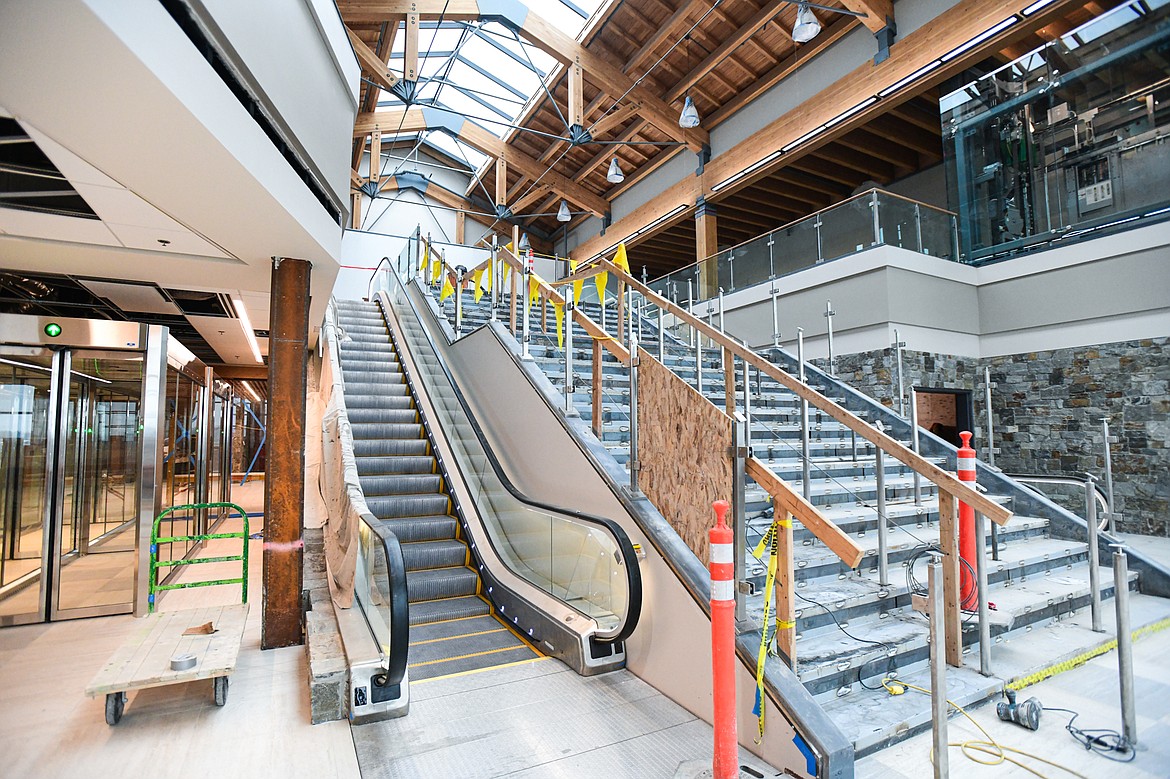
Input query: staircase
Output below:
<box><xmin>333</xmin><ymin>300</ymin><xmax>540</xmax><ymax>682</ymax></box>
<box><xmin>417</xmin><ymin>282</ymin><xmax>1155</xmax><ymax>753</ymax></box>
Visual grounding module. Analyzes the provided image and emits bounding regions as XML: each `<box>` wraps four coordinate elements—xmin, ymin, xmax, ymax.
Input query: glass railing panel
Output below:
<box><xmin>727</xmin><ymin>233</ymin><xmax>773</xmax><ymax>291</ymax></box>
<box><xmin>354</xmin><ymin>517</ymin><xmax>390</xmax><ymax>653</ymax></box>
<box><xmin>819</xmin><ymin>194</ymin><xmax>877</xmax><ymax>261</ymax></box>
<box><xmin>919</xmin><ymin>204</ymin><xmax>958</xmax><ymax>261</ymax></box>
<box><xmin>875</xmin><ymin>192</ymin><xmax>919</xmax><ymax>252</ymax></box>
<box><xmin>386</xmin><ymin>276</ymin><xmax>631</xmax><ymax>633</ymax></box>
<box><xmin>772</xmin><ymin>218</ymin><xmax>820</xmax><ymax>277</ymax></box>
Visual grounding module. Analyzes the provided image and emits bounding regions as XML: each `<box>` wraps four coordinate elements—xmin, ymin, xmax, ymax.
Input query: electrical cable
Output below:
<box><xmin>1042</xmin><ymin>707</ymin><xmax>1135</xmax><ymax>762</ymax></box>
<box><xmin>883</xmin><ymin>681</ymin><xmax>1094</xmax><ymax>778</ymax></box>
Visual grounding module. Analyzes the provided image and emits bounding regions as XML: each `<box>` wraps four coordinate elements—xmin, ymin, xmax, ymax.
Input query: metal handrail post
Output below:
<box><xmin>975</xmin><ymin>510</ymin><xmax>991</xmax><ymax>676</ymax></box>
<box><xmin>1103</xmin><ymin>417</ymin><xmax>1116</xmax><ymax>532</ymax></box>
<box><xmin>1086</xmin><ymin>474</ymin><xmax>1103</xmax><ymax>632</ymax></box>
<box><xmin>798</xmin><ymin>328</ymin><xmax>811</xmax><ymax>501</ymax></box>
<box><xmin>718</xmin><ymin>288</ymin><xmax>725</xmax><ymax>371</ymax></box>
<box><xmin>984</xmin><ymin>367</ymin><xmax>994</xmax><ymax>467</ymax></box>
<box><xmin>1111</xmin><ymin>544</ymin><xmax>1137</xmax><ymax>748</ymax></box>
<box><xmin>771</xmin><ymin>282</ymin><xmax>780</xmax><ymax>347</ymax></box>
<box><xmin>910</xmin><ymin>390</ymin><xmax>923</xmax><ymax>506</ymax></box>
<box><xmin>565</xmin><ymin>302</ymin><xmax>575</xmax><ymax>415</ymax></box>
<box><xmin>454</xmin><ymin>266</ymin><xmax>464</xmax><ymax>335</ymax></box>
<box><xmin>687</xmin><ymin>280</ymin><xmax>695</xmax><ymax>348</ymax></box>
<box><xmin>732</xmin><ymin>411</ymin><xmax>748</xmax><ymax>623</ymax></box>
<box><xmin>928</xmin><ymin>552</ymin><xmax>949</xmax><ymax>779</ymax></box>
<box><xmin>629</xmin><ymin>334</ymin><xmax>641</xmax><ymax>495</ymax></box>
<box><xmin>695</xmin><ymin>320</ymin><xmax>704</xmax><ymax>394</ymax></box>
<box><xmin>742</xmin><ymin>358</ymin><xmax>752</xmax><ymax>445</ymax></box>
<box><xmin>521</xmin><ymin>260</ymin><xmax>532</xmax><ymax>360</ymax></box>
<box><xmin>893</xmin><ymin>328</ymin><xmax>905</xmax><ymax>415</ymax></box>
<box><xmin>875</xmin><ymin>448</ymin><xmax>889</xmax><ymax>586</ymax></box>
<box><xmin>657</xmin><ymin>307</ymin><xmax>665</xmax><ymax>362</ymax></box>
<box><xmin>824</xmin><ymin>300</ymin><xmax>835</xmax><ymax>376</ymax></box>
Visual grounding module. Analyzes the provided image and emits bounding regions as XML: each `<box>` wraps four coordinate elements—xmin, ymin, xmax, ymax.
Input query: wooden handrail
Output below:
<box><xmin>745</xmin><ymin>457</ymin><xmax>863</xmax><ymax>568</ymax></box>
<box><xmin>600</xmin><ymin>258</ymin><xmax>1012</xmax><ymax>527</ymax></box>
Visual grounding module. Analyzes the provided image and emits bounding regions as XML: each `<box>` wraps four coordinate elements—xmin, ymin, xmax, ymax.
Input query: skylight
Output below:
<box><xmin>374</xmin><ymin>0</ymin><xmax>607</xmax><ymax>176</ymax></box>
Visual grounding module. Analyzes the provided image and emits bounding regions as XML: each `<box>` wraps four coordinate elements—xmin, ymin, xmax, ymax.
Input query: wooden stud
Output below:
<box><xmin>350</xmin><ymin>192</ymin><xmax>361</xmax><ymax>230</ymax></box>
<box><xmin>777</xmin><ymin>511</ymin><xmax>796</xmax><ymax>667</ymax></box>
<box><xmin>495</xmin><ymin>157</ymin><xmax>508</xmax><ymax>210</ymax></box>
<box><xmin>568</xmin><ymin>57</ymin><xmax>584</xmax><ymax>129</ymax></box>
<box><xmin>369</xmin><ymin>127</ymin><xmax>382</xmax><ymax>184</ymax></box>
<box><xmin>345</xmin><ymin>25</ymin><xmax>401</xmax><ymax>91</ymax></box>
<box><xmin>696</xmin><ymin>206</ymin><xmax>718</xmax><ymax>300</ymax></box>
<box><xmin>455</xmin><ymin>210</ymin><xmax>466</xmax><ymax>244</ymax></box>
<box><xmin>937</xmin><ymin>489</ymin><xmax>963</xmax><ymax>668</ymax></box>
<box><xmin>616</xmin><ymin>280</ymin><xmax>625</xmax><ymax>343</ymax></box>
<box><xmin>592</xmin><ymin>339</ymin><xmax>603</xmax><ymax>439</ymax></box>
<box><xmin>404</xmin><ymin>13</ymin><xmax>420</xmax><ymax>82</ymax></box>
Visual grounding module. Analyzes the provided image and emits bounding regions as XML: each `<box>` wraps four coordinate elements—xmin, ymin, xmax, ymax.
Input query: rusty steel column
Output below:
<box><xmin>263</xmin><ymin>257</ymin><xmax>311</xmax><ymax>649</ymax></box>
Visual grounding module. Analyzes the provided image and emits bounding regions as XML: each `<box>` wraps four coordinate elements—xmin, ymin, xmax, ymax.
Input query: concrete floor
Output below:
<box><xmin>855</xmin><ymin>624</ymin><xmax>1170</xmax><ymax>778</ymax></box>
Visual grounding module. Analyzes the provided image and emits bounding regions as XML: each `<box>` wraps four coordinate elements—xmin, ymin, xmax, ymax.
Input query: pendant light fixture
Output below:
<box><xmin>678</xmin><ymin>35</ymin><xmax>701</xmax><ymax>129</ymax></box>
<box><xmin>518</xmin><ymin>232</ymin><xmax>531</xmax><ymax>253</ymax></box>
<box><xmin>557</xmin><ymin>200</ymin><xmax>572</xmax><ymax>222</ymax></box>
<box><xmin>607</xmin><ymin>156</ymin><xmax>625</xmax><ymax>184</ymax></box>
<box><xmin>792</xmin><ymin>2</ymin><xmax>822</xmax><ymax>44</ymax></box>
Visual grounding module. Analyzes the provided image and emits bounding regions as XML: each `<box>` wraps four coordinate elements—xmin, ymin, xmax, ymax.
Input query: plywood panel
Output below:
<box><xmin>638</xmin><ymin>347</ymin><xmax>733</xmax><ymax>565</ymax></box>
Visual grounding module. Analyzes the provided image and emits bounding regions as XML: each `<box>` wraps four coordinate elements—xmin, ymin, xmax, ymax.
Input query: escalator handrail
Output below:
<box><xmin>323</xmin><ymin>305</ymin><xmax>410</xmax><ymax>687</ymax></box>
<box><xmin>357</xmin><ymin>508</ymin><xmax>410</xmax><ymax>686</ymax></box>
<box><xmin>381</xmin><ymin>271</ymin><xmax>642</xmax><ymax>644</ymax></box>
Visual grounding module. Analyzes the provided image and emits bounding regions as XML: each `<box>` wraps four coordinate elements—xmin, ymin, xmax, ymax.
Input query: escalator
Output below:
<box><xmin>334</xmin><ymin>300</ymin><xmax>541</xmax><ymax>681</ymax></box>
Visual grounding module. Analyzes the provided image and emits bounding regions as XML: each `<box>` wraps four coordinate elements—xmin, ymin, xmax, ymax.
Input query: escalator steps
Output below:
<box><xmin>338</xmin><ymin>301</ymin><xmax>543</xmax><ymax>683</ymax></box>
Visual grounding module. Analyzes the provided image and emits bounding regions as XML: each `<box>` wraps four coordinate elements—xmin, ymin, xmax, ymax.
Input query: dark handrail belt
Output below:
<box><xmin>380</xmin><ymin>271</ymin><xmax>642</xmax><ymax>645</ymax></box>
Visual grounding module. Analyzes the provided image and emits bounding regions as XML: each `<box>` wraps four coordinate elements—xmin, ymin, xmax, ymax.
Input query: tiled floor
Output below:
<box><xmin>0</xmin><ymin>483</ymin><xmax>360</xmax><ymax>779</ymax></box>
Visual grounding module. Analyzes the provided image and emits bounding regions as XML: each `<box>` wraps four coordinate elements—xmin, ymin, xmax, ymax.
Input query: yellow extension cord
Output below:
<box><xmin>881</xmin><ymin>679</ymin><xmax>1091</xmax><ymax>778</ymax></box>
<box><xmin>875</xmin><ymin>610</ymin><xmax>1170</xmax><ymax>775</ymax></box>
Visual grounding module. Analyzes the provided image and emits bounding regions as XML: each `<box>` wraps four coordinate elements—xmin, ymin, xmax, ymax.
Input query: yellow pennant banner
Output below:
<box><xmin>614</xmin><ymin>243</ymin><xmax>630</xmax><ymax>275</ymax></box>
<box><xmin>553</xmin><ymin>302</ymin><xmax>564</xmax><ymax>348</ymax></box>
<box><xmin>419</xmin><ymin>243</ymin><xmax>429</xmax><ymax>274</ymax></box>
<box><xmin>472</xmin><ymin>269</ymin><xmax>484</xmax><ymax>303</ymax></box>
<box><xmin>439</xmin><ymin>276</ymin><xmax>454</xmax><ymax>302</ymax></box>
<box><xmin>529</xmin><ymin>275</ymin><xmax>540</xmax><ymax>306</ymax></box>
<box><xmin>482</xmin><ymin>263</ymin><xmax>493</xmax><ymax>292</ymax></box>
<box><xmin>594</xmin><ymin>270</ymin><xmax>608</xmax><ymax>307</ymax></box>
<box><xmin>570</xmin><ymin>260</ymin><xmax>582</xmax><ymax>306</ymax></box>
<box><xmin>431</xmin><ymin>255</ymin><xmax>443</xmax><ymax>285</ymax></box>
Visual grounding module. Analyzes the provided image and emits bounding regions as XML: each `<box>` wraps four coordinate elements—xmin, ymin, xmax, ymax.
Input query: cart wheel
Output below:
<box><xmin>213</xmin><ymin>676</ymin><xmax>229</xmax><ymax>707</ymax></box>
<box><xmin>105</xmin><ymin>692</ymin><xmax>125</xmax><ymax>725</ymax></box>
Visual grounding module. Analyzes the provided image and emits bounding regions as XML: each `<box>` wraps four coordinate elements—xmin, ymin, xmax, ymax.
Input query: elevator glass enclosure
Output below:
<box><xmin>0</xmin><ymin>314</ymin><xmax>234</xmax><ymax>625</ymax></box>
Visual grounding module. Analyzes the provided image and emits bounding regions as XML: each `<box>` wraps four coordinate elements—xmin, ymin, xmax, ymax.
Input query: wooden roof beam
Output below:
<box><xmin>355</xmin><ymin>107</ymin><xmax>610</xmax><ymax>217</ymax></box>
<box><xmin>359</xmin><ymin>1</ymin><xmax>707</xmax><ymax>151</ymax></box>
<box><xmin>572</xmin><ymin>0</ymin><xmax>1074</xmax><ymax>261</ymax></box>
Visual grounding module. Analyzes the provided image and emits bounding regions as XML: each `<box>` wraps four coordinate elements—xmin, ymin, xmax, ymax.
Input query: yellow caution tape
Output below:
<box><xmin>750</xmin><ymin>517</ymin><xmax>785</xmax><ymax>743</ymax></box>
<box><xmin>777</xmin><ymin>620</ymin><xmax>795</xmax><ymax>630</ymax></box>
<box><xmin>1005</xmin><ymin>616</ymin><xmax>1170</xmax><ymax>692</ymax></box>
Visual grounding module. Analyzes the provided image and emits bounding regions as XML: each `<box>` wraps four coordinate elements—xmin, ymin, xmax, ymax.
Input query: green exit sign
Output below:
<box><xmin>44</xmin><ymin>322</ymin><xmax>62</xmax><ymax>338</ymax></box>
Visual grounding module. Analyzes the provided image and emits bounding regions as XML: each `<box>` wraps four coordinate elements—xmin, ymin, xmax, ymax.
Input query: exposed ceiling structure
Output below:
<box><xmin>342</xmin><ymin>0</ymin><xmax>1124</xmax><ymax>277</ymax></box>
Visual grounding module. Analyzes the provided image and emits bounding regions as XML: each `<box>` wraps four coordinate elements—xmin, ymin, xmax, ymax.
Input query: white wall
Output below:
<box><xmin>711</xmin><ymin>221</ymin><xmax>1170</xmax><ymax>360</ymax></box>
<box><xmin>195</xmin><ymin>0</ymin><xmax>359</xmax><ymax>204</ymax></box>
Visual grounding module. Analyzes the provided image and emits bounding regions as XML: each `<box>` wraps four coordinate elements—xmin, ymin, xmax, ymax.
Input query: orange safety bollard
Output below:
<box><xmin>957</xmin><ymin>431</ymin><xmax>978</xmax><ymax>610</ymax></box>
<box><xmin>710</xmin><ymin>499</ymin><xmax>738</xmax><ymax>779</ymax></box>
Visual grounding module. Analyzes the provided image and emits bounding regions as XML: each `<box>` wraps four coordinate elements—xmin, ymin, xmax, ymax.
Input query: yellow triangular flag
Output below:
<box><xmin>553</xmin><ymin>301</ymin><xmax>564</xmax><ymax>348</ymax></box>
<box><xmin>439</xmin><ymin>275</ymin><xmax>454</xmax><ymax>302</ymax></box>
<box><xmin>419</xmin><ymin>242</ymin><xmax>429</xmax><ymax>274</ymax></box>
<box><xmin>529</xmin><ymin>275</ymin><xmax>540</xmax><ymax>306</ymax></box>
<box><xmin>431</xmin><ymin>255</ymin><xmax>443</xmax><ymax>285</ymax></box>
<box><xmin>594</xmin><ymin>270</ymin><xmax>608</xmax><ymax>307</ymax></box>
<box><xmin>482</xmin><ymin>263</ymin><xmax>493</xmax><ymax>292</ymax></box>
<box><xmin>570</xmin><ymin>260</ymin><xmax>582</xmax><ymax>306</ymax></box>
<box><xmin>614</xmin><ymin>243</ymin><xmax>630</xmax><ymax>275</ymax></box>
<box><xmin>472</xmin><ymin>269</ymin><xmax>484</xmax><ymax>303</ymax></box>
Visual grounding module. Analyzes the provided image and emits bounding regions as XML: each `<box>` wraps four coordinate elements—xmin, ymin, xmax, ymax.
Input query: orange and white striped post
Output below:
<box><xmin>957</xmin><ymin>431</ymin><xmax>978</xmax><ymax>610</ymax></box>
<box><xmin>710</xmin><ymin>499</ymin><xmax>737</xmax><ymax>779</ymax></box>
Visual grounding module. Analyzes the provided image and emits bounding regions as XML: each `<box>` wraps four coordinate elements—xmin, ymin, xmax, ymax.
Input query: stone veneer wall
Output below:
<box><xmin>820</xmin><ymin>337</ymin><xmax>1169</xmax><ymax>536</ymax></box>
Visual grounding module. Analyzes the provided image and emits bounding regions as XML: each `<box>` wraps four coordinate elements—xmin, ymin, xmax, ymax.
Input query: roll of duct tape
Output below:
<box><xmin>170</xmin><ymin>653</ymin><xmax>197</xmax><ymax>671</ymax></box>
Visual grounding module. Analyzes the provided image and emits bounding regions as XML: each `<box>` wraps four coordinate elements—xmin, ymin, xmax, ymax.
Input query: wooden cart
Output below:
<box><xmin>84</xmin><ymin>502</ymin><xmax>251</xmax><ymax>724</ymax></box>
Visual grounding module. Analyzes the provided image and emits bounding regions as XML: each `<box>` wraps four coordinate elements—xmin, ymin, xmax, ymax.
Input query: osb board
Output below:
<box><xmin>637</xmin><ymin>347</ymin><xmax>733</xmax><ymax>565</ymax></box>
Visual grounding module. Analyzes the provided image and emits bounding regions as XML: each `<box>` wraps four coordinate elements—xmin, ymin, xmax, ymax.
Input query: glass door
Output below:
<box><xmin>0</xmin><ymin>351</ymin><xmax>56</xmax><ymax>625</ymax></box>
<box><xmin>50</xmin><ymin>351</ymin><xmax>143</xmax><ymax>619</ymax></box>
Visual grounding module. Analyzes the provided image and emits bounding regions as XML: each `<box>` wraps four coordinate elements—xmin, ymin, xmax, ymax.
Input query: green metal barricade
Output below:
<box><xmin>149</xmin><ymin>502</ymin><xmax>250</xmax><ymax>612</ymax></box>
